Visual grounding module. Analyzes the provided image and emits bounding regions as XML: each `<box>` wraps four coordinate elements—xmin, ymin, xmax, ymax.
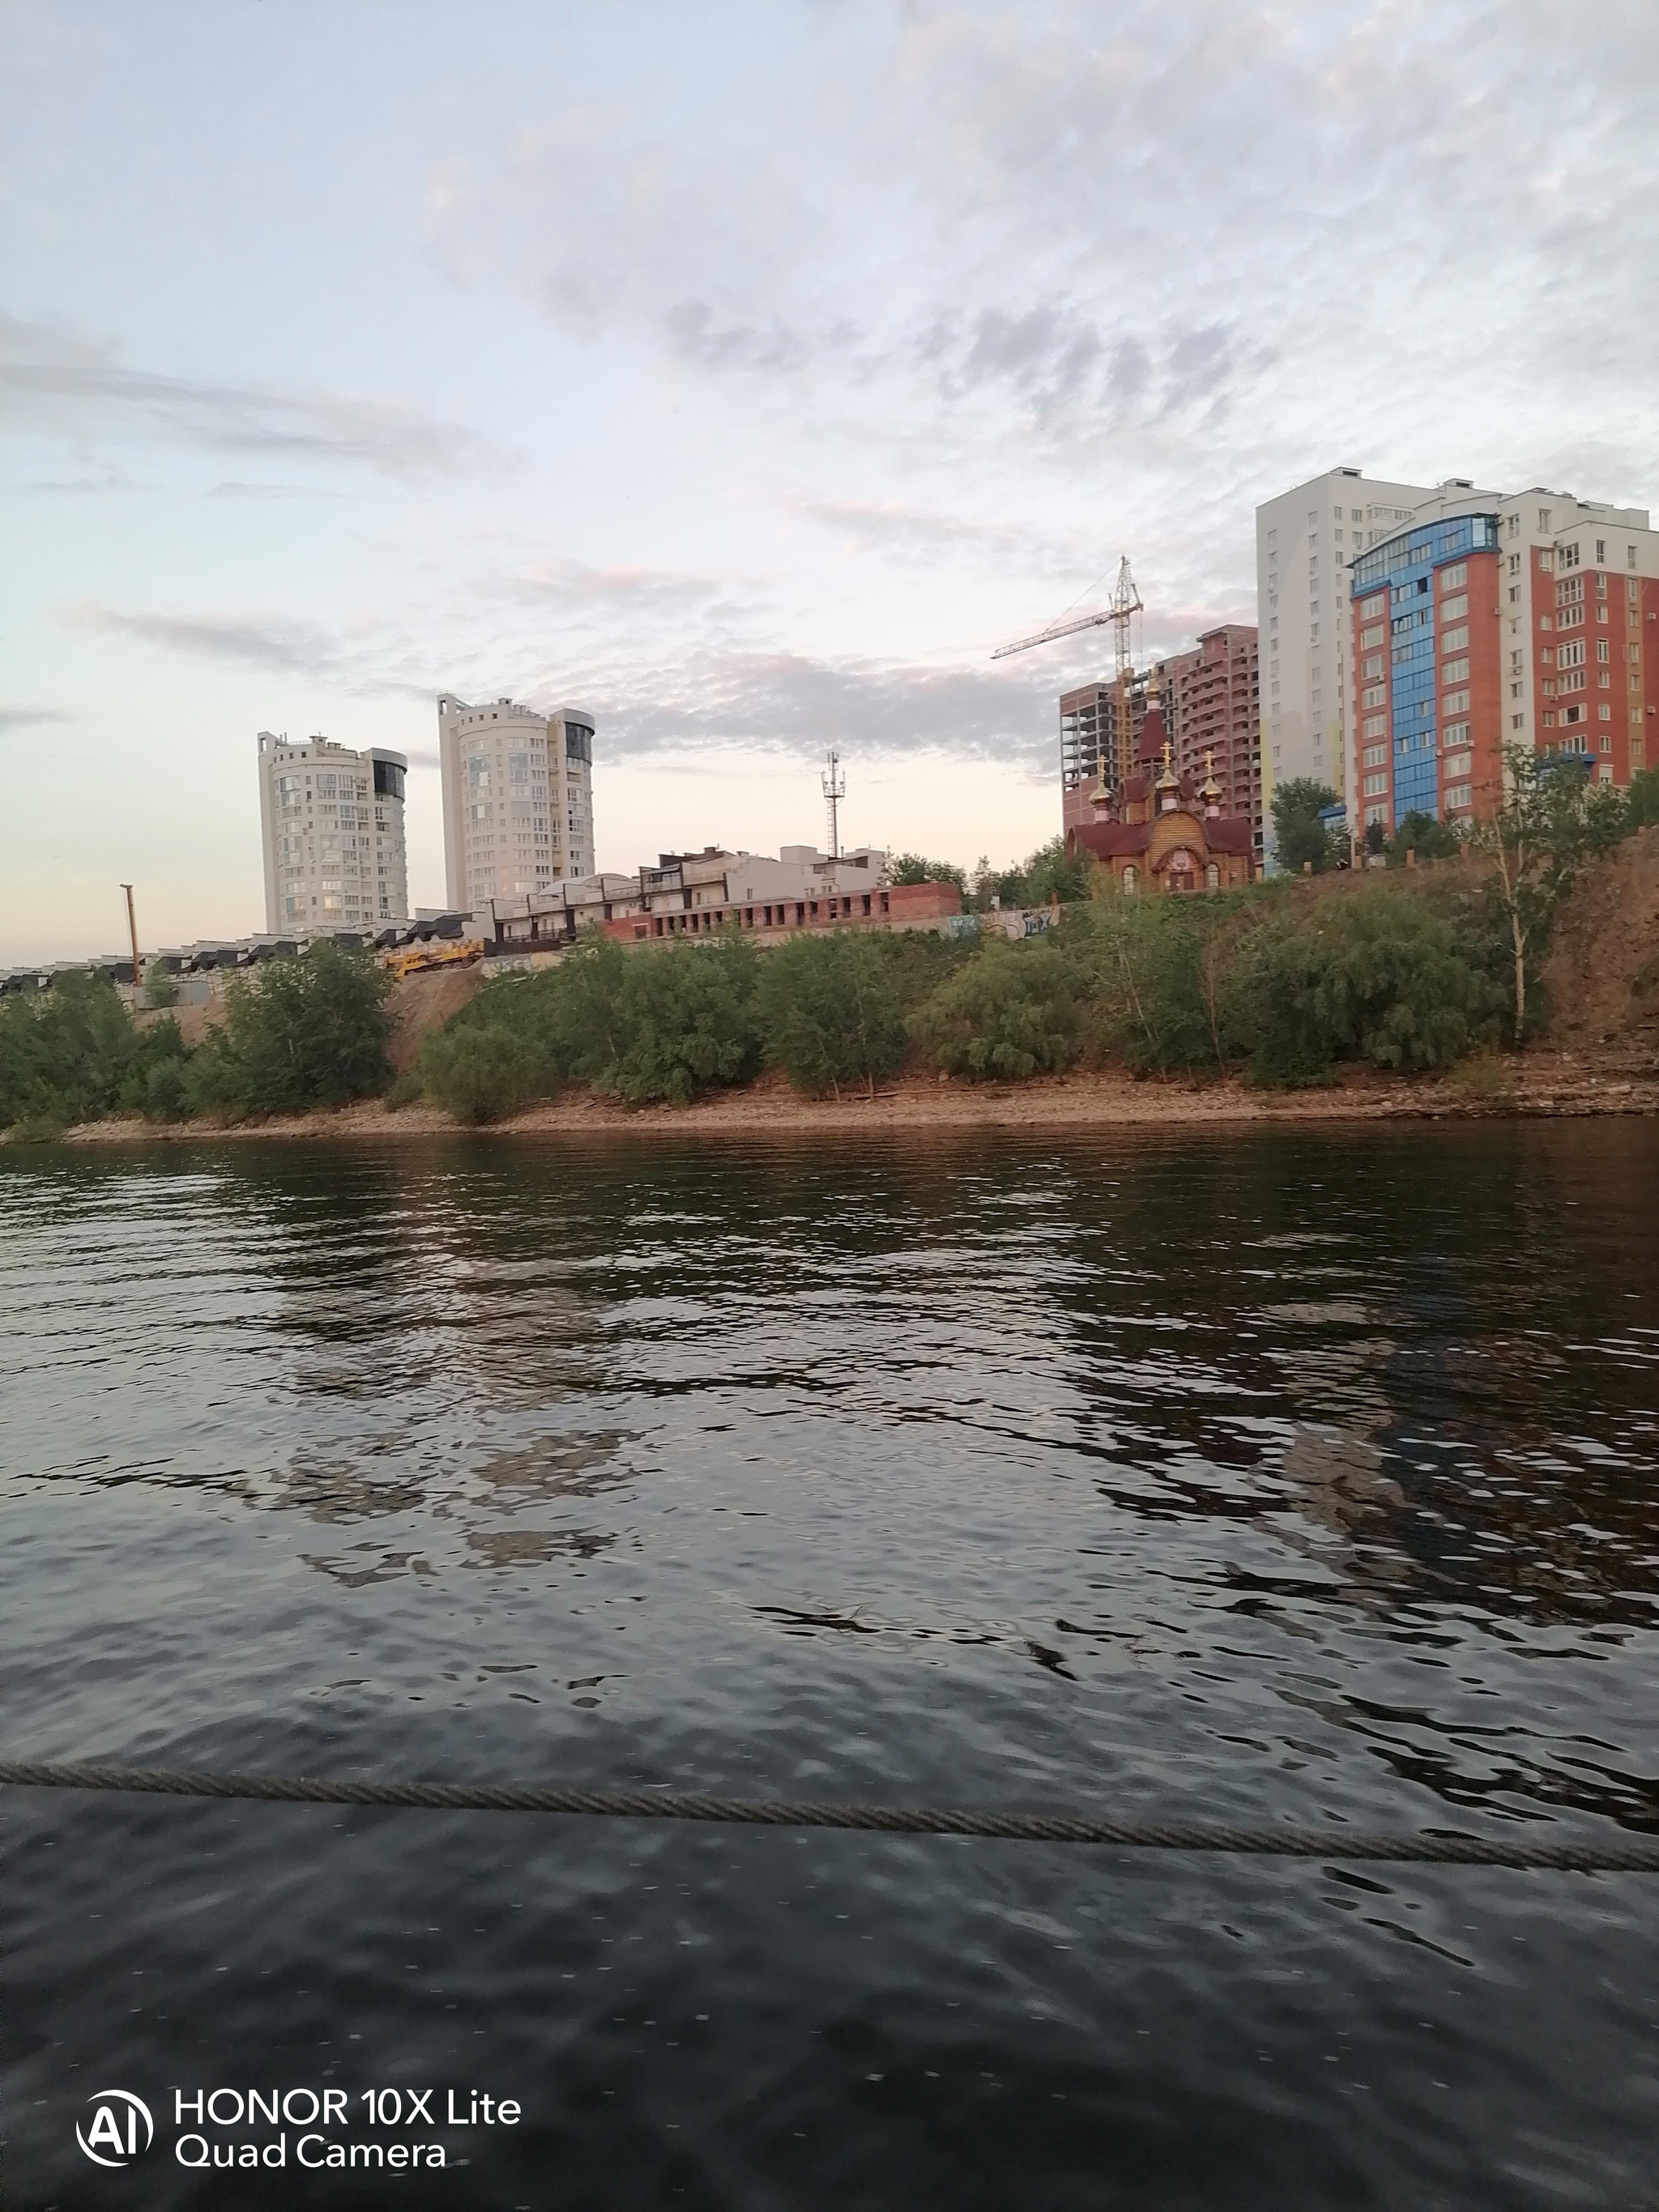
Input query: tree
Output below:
<box><xmin>1271</xmin><ymin>778</ymin><xmax>1339</xmax><ymax>874</ymax></box>
<box><xmin>186</xmin><ymin>942</ymin><xmax>393</xmax><ymax>1116</ymax></box>
<box><xmin>0</xmin><ymin>970</ymin><xmax>140</xmax><ymax>1130</ymax></box>
<box><xmin>1363</xmin><ymin>819</ymin><xmax>1387</xmax><ymax>859</ymax></box>
<box><xmin>1389</xmin><ymin>809</ymin><xmax>1463</xmax><ymax>863</ymax></box>
<box><xmin>1030</xmin><ymin>836</ymin><xmax>1090</xmax><ymax>905</ymax></box>
<box><xmin>1472</xmin><ymin>744</ymin><xmax>1606</xmax><ymax>1046</ymax></box>
<box><xmin>757</xmin><ymin>931</ymin><xmax>907</xmax><ymax>1098</ymax></box>
<box><xmin>889</xmin><ymin>853</ymin><xmax>967</xmax><ymax>892</ymax></box>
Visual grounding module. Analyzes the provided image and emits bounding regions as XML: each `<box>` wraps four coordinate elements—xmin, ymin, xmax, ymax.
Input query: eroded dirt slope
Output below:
<box><xmin>1542</xmin><ymin>824</ymin><xmax>1659</xmax><ymax>1068</ymax></box>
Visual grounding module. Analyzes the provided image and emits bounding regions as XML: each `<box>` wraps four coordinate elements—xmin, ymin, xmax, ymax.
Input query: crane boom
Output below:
<box><xmin>991</xmin><ymin>606</ymin><xmax>1115</xmax><ymax>660</ymax></box>
<box><xmin>992</xmin><ymin>556</ymin><xmax>1142</xmax><ymax>669</ymax></box>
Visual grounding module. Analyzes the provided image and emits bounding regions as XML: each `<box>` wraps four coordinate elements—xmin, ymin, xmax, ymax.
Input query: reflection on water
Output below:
<box><xmin>2</xmin><ymin>1126</ymin><xmax>1657</xmax><ymax>2209</ymax></box>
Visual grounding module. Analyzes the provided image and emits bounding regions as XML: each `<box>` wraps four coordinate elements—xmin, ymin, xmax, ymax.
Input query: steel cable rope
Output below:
<box><xmin>2</xmin><ymin>1761</ymin><xmax>1657</xmax><ymax>1872</ymax></box>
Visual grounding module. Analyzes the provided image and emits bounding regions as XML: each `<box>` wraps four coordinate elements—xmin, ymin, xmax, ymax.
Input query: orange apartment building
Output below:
<box><xmin>1350</xmin><ymin>488</ymin><xmax>1657</xmax><ymax>833</ymax></box>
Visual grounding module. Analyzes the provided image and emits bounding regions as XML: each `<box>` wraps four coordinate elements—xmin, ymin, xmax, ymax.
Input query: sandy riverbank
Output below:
<box><xmin>43</xmin><ymin>1055</ymin><xmax>1659</xmax><ymax>1145</ymax></box>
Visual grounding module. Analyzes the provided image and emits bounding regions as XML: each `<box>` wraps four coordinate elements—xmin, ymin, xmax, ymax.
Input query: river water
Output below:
<box><xmin>2</xmin><ymin>1126</ymin><xmax>1657</xmax><ymax>2210</ymax></box>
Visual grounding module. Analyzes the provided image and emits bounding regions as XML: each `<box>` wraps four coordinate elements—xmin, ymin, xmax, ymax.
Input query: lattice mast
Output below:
<box><xmin>821</xmin><ymin>748</ymin><xmax>847</xmax><ymax>859</ymax></box>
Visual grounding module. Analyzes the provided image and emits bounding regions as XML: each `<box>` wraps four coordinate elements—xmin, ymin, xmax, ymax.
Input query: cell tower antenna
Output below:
<box><xmin>821</xmin><ymin>748</ymin><xmax>847</xmax><ymax>859</ymax></box>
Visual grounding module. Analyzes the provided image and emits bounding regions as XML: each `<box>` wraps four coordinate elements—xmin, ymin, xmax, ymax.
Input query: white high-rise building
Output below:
<box><xmin>1256</xmin><ymin>467</ymin><xmax>1436</xmax><ymax>837</ymax></box>
<box><xmin>437</xmin><ymin>695</ymin><xmax>596</xmax><ymax>911</ymax></box>
<box><xmin>257</xmin><ymin>731</ymin><xmax>409</xmax><ymax>934</ymax></box>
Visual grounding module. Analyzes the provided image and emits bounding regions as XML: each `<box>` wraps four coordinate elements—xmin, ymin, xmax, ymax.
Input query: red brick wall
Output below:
<box><xmin>1453</xmin><ymin>548</ymin><xmax>1503</xmax><ymax>820</ymax></box>
<box><xmin>886</xmin><ymin>880</ymin><xmax>963</xmax><ymax>921</ymax></box>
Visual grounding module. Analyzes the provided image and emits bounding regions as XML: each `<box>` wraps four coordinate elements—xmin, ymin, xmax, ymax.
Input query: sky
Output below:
<box><xmin>2</xmin><ymin>0</ymin><xmax>1656</xmax><ymax>961</ymax></box>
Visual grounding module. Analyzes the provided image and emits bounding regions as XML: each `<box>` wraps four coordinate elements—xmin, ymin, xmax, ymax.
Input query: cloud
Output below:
<box><xmin>412</xmin><ymin>2</ymin><xmax>1657</xmax><ymax>515</ymax></box>
<box><xmin>0</xmin><ymin>312</ymin><xmax>504</xmax><ymax>482</ymax></box>
<box><xmin>508</xmin><ymin>553</ymin><xmax>735</xmax><ymax>610</ymax></box>
<box><xmin>0</xmin><ymin>705</ymin><xmax>75</xmax><ymax>733</ymax></box>
<box><xmin>797</xmin><ymin>497</ymin><xmax>1095</xmax><ymax>581</ymax></box>
<box><xmin>68</xmin><ymin>603</ymin><xmax>347</xmax><ymax>677</ymax></box>
<box><xmin>574</xmin><ymin>646</ymin><xmax>1056</xmax><ymax>774</ymax></box>
<box><xmin>205</xmin><ymin>481</ymin><xmax>356</xmax><ymax>501</ymax></box>
<box><xmin>62</xmin><ymin>603</ymin><xmax>437</xmax><ymax>701</ymax></box>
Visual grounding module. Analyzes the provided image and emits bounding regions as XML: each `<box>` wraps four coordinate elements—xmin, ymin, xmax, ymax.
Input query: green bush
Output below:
<box><xmin>910</xmin><ymin>938</ymin><xmax>1082</xmax><ymax>1079</ymax></box>
<box><xmin>1236</xmin><ymin>892</ymin><xmax>1503</xmax><ymax>1085</ymax></box>
<box><xmin>757</xmin><ymin>930</ymin><xmax>907</xmax><ymax>1097</ymax></box>
<box><xmin>1627</xmin><ymin>769</ymin><xmax>1659</xmax><ymax>829</ymax></box>
<box><xmin>418</xmin><ymin>1023</ymin><xmax>552</xmax><ymax>1123</ymax></box>
<box><xmin>0</xmin><ymin>970</ymin><xmax>143</xmax><ymax>1130</ymax></box>
<box><xmin>183</xmin><ymin>944</ymin><xmax>393</xmax><ymax>1118</ymax></box>
<box><xmin>383</xmin><ymin>1069</ymin><xmax>424</xmax><ymax>1110</ymax></box>
<box><xmin>1060</xmin><ymin>898</ymin><xmax>1239</xmax><ymax>1076</ymax></box>
<box><xmin>117</xmin><ymin>1016</ymin><xmax>191</xmax><ymax>1121</ymax></box>
<box><xmin>603</xmin><ymin>934</ymin><xmax>761</xmax><ymax>1103</ymax></box>
<box><xmin>417</xmin><ymin>931</ymin><xmax>761</xmax><ymax>1112</ymax></box>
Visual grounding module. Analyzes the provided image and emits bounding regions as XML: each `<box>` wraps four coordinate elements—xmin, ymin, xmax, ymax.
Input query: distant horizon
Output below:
<box><xmin>5</xmin><ymin>0</ymin><xmax>1656</xmax><ymax>960</ymax></box>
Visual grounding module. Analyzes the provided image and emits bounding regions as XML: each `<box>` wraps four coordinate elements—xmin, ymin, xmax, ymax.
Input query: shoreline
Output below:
<box><xmin>34</xmin><ymin>1059</ymin><xmax>1659</xmax><ymax>1145</ymax></box>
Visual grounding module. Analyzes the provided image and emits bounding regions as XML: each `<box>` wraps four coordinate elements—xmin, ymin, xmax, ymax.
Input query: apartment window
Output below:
<box><xmin>1363</xmin><ymin>771</ymin><xmax>1388</xmax><ymax>796</ymax></box>
<box><xmin>1363</xmin><ymin>744</ymin><xmax>1388</xmax><ymax>768</ymax></box>
<box><xmin>1443</xmin><ymin>657</ymin><xmax>1470</xmax><ymax>683</ymax></box>
<box><xmin>1596</xmin><ymin>539</ymin><xmax>1606</xmax><ymax>563</ymax></box>
<box><xmin>1442</xmin><ymin>628</ymin><xmax>1469</xmax><ymax>654</ymax></box>
<box><xmin>1441</xmin><ymin>565</ymin><xmax>1467</xmax><ymax>591</ymax></box>
<box><xmin>1508</xmin><ymin>586</ymin><xmax>1520</xmax><ymax>603</ymax></box>
<box><xmin>1508</xmin><ymin>514</ymin><xmax>1520</xmax><ymax>538</ymax></box>
<box><xmin>1538</xmin><ymin>548</ymin><xmax>1553</xmax><ymax>572</ymax></box>
<box><xmin>1512</xmin><ymin>714</ymin><xmax>1525</xmax><ymax>730</ymax></box>
<box><xmin>1363</xmin><ymin>714</ymin><xmax>1387</xmax><ymax>739</ymax></box>
<box><xmin>1444</xmin><ymin>721</ymin><xmax>1469</xmax><ymax>745</ymax></box>
<box><xmin>1559</xmin><ymin>542</ymin><xmax>1581</xmax><ymax>570</ymax></box>
<box><xmin>1360</xmin><ymin>595</ymin><xmax>1384</xmax><ymax>620</ymax></box>
<box><xmin>1630</xmin><ymin>546</ymin><xmax>1640</xmax><ymax>569</ymax></box>
<box><xmin>1599</xmin><ymin>709</ymin><xmax>1612</xmax><ymax>727</ymax></box>
<box><xmin>1444</xmin><ymin>688</ymin><xmax>1471</xmax><ymax>713</ymax></box>
<box><xmin>1445</xmin><ymin>783</ymin><xmax>1473</xmax><ymax>811</ymax></box>
<box><xmin>1537</xmin><ymin>509</ymin><xmax>1551</xmax><ymax>531</ymax></box>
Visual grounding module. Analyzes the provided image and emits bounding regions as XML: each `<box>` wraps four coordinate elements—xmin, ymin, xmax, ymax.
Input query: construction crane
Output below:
<box><xmin>992</xmin><ymin>556</ymin><xmax>1144</xmax><ymax>788</ymax></box>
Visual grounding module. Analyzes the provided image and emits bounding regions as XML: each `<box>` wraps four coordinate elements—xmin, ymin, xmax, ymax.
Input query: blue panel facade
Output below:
<box><xmin>1351</xmin><ymin>514</ymin><xmax>1499</xmax><ymax>829</ymax></box>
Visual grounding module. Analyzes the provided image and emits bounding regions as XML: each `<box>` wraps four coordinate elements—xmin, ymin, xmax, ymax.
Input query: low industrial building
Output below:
<box><xmin>474</xmin><ymin>845</ymin><xmax>962</xmax><ymax>957</ymax></box>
